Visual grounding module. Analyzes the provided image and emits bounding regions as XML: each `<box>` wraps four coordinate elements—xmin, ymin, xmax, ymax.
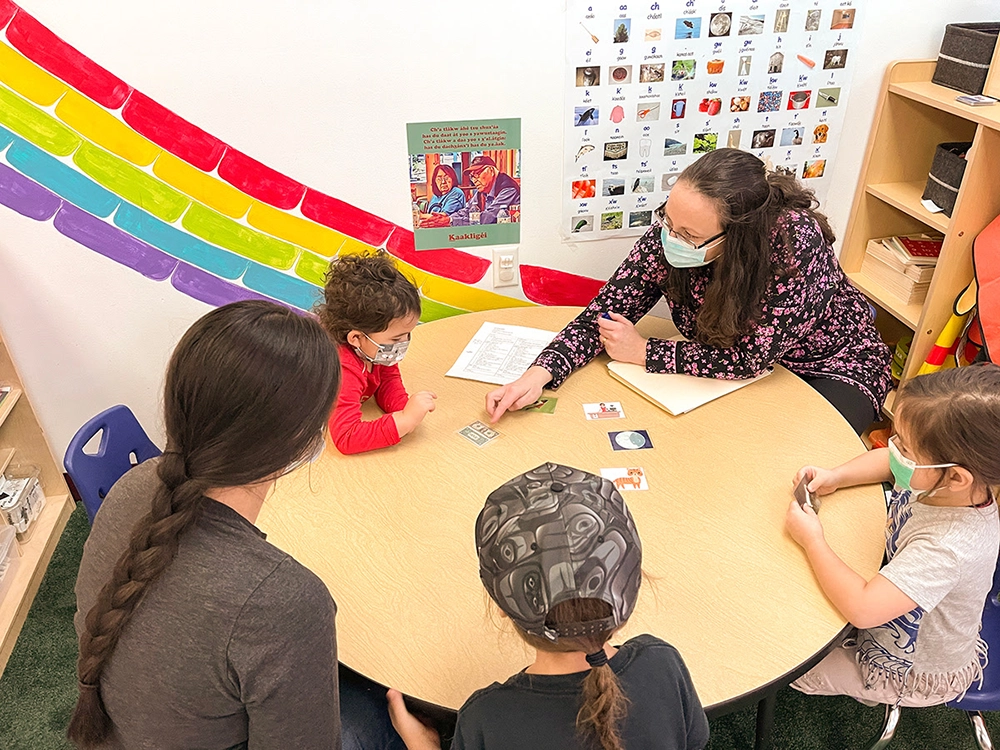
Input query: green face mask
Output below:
<box><xmin>888</xmin><ymin>436</ymin><xmax>956</xmax><ymax>497</ymax></box>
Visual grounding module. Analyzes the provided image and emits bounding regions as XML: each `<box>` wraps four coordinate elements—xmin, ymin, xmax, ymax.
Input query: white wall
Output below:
<box><xmin>1</xmin><ymin>0</ymin><xmax>997</xmax><ymax>455</ymax></box>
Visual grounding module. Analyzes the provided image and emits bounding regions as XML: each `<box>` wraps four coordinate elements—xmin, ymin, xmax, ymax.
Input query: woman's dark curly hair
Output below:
<box><xmin>315</xmin><ymin>250</ymin><xmax>421</xmax><ymax>344</ymax></box>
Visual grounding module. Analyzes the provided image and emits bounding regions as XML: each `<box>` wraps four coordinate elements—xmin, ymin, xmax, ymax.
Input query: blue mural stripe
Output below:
<box><xmin>242</xmin><ymin>263</ymin><xmax>321</xmax><ymax>310</ymax></box>
<box><xmin>114</xmin><ymin>202</ymin><xmax>249</xmax><ymax>280</ymax></box>
<box><xmin>54</xmin><ymin>202</ymin><xmax>177</xmax><ymax>281</ymax></box>
<box><xmin>0</xmin><ymin>128</ymin><xmax>13</xmax><ymax>150</ymax></box>
<box><xmin>3</xmin><ymin>131</ymin><xmax>119</xmax><ymax>217</ymax></box>
<box><xmin>0</xmin><ymin>162</ymin><xmax>62</xmax><ymax>220</ymax></box>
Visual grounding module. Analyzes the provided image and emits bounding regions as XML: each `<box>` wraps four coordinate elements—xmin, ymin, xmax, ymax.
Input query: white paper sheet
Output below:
<box><xmin>446</xmin><ymin>322</ymin><xmax>558</xmax><ymax>385</ymax></box>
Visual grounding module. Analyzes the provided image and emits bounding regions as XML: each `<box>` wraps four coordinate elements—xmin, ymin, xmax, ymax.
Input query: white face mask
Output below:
<box><xmin>659</xmin><ymin>227</ymin><xmax>726</xmax><ymax>268</ymax></box>
<box><xmin>355</xmin><ymin>333</ymin><xmax>409</xmax><ymax>367</ymax></box>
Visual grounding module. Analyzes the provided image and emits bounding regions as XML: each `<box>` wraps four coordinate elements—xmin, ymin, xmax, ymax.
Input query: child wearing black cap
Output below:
<box><xmin>387</xmin><ymin>463</ymin><xmax>709</xmax><ymax>750</ymax></box>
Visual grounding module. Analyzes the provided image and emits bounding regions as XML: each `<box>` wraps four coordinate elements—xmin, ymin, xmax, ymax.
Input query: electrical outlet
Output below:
<box><xmin>492</xmin><ymin>247</ymin><xmax>519</xmax><ymax>288</ymax></box>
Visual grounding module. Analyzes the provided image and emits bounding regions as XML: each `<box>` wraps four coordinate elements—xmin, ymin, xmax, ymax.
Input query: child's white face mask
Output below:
<box><xmin>356</xmin><ymin>333</ymin><xmax>409</xmax><ymax>366</ymax></box>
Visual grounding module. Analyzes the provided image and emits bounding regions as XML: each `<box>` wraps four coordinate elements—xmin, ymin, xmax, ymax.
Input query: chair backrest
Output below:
<box><xmin>63</xmin><ymin>405</ymin><xmax>161</xmax><ymax>524</ymax></box>
<box><xmin>947</xmin><ymin>553</ymin><xmax>1000</xmax><ymax>711</ymax></box>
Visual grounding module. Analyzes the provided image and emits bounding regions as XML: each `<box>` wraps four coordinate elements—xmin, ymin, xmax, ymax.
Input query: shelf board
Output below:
<box><xmin>0</xmin><ymin>388</ymin><xmax>22</xmax><ymax>430</ymax></box>
<box><xmin>0</xmin><ymin>492</ymin><xmax>74</xmax><ymax>676</ymax></box>
<box><xmin>889</xmin><ymin>80</ymin><xmax>1000</xmax><ymax>131</ymax></box>
<box><xmin>0</xmin><ymin>448</ymin><xmax>13</xmax><ymax>476</ymax></box>
<box><xmin>865</xmin><ymin>182</ymin><xmax>950</xmax><ymax>234</ymax></box>
<box><xmin>846</xmin><ymin>272</ymin><xmax>923</xmax><ymax>330</ymax></box>
<box><xmin>882</xmin><ymin>389</ymin><xmax>897</xmax><ymax>420</ymax></box>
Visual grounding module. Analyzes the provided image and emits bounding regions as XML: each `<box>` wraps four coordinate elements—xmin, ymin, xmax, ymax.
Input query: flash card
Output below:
<box><xmin>600</xmin><ymin>467</ymin><xmax>648</xmax><ymax>491</ymax></box>
<box><xmin>608</xmin><ymin>430</ymin><xmax>653</xmax><ymax>451</ymax></box>
<box><xmin>583</xmin><ymin>402</ymin><xmax>625</xmax><ymax>420</ymax></box>
<box><xmin>523</xmin><ymin>397</ymin><xmax>558</xmax><ymax>414</ymax></box>
<box><xmin>459</xmin><ymin>426</ymin><xmax>491</xmax><ymax>446</ymax></box>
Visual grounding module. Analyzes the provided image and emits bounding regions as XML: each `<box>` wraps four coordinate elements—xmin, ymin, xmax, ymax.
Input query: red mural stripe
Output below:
<box><xmin>122</xmin><ymin>91</ymin><xmax>227</xmax><ymax>172</ymax></box>
<box><xmin>385</xmin><ymin>228</ymin><xmax>490</xmax><ymax>285</ymax></box>
<box><xmin>520</xmin><ymin>265</ymin><xmax>605</xmax><ymax>307</ymax></box>
<box><xmin>6</xmin><ymin>11</ymin><xmax>131</xmax><ymax>109</ymax></box>
<box><xmin>301</xmin><ymin>189</ymin><xmax>394</xmax><ymax>248</ymax></box>
<box><xmin>217</xmin><ymin>148</ymin><xmax>306</xmax><ymax>210</ymax></box>
<box><xmin>0</xmin><ymin>0</ymin><xmax>16</xmax><ymax>28</ymax></box>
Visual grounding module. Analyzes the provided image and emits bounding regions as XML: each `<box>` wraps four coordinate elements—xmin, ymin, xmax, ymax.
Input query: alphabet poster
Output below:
<box><xmin>564</xmin><ymin>0</ymin><xmax>863</xmax><ymax>240</ymax></box>
<box><xmin>407</xmin><ymin>118</ymin><xmax>521</xmax><ymax>250</ymax></box>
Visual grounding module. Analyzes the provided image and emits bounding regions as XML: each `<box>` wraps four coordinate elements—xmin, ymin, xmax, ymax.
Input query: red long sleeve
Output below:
<box><xmin>328</xmin><ymin>344</ymin><xmax>409</xmax><ymax>455</ymax></box>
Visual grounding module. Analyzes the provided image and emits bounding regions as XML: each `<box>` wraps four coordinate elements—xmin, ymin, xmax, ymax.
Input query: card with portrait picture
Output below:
<box><xmin>583</xmin><ymin>402</ymin><xmax>626</xmax><ymax>420</ymax></box>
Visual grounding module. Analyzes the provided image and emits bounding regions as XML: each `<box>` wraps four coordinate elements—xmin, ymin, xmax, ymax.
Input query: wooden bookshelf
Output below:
<box><xmin>0</xmin><ymin>324</ymin><xmax>73</xmax><ymax>677</ymax></box>
<box><xmin>841</xmin><ymin>47</ymin><xmax>1000</xmax><ymax>417</ymax></box>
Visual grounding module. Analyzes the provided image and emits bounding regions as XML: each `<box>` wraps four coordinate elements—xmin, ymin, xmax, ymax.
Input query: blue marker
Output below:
<box><xmin>600</xmin><ymin>312</ymin><xmax>612</xmax><ymax>320</ymax></box>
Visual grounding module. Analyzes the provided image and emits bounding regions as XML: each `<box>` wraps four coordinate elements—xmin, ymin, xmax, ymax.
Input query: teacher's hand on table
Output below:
<box><xmin>485</xmin><ymin>365</ymin><xmax>552</xmax><ymax>423</ymax></box>
<box><xmin>598</xmin><ymin>312</ymin><xmax>647</xmax><ymax>365</ymax></box>
<box><xmin>386</xmin><ymin>689</ymin><xmax>441</xmax><ymax>750</ymax></box>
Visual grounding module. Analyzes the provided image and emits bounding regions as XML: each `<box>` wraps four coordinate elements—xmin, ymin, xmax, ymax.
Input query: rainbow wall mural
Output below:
<box><xmin>0</xmin><ymin>0</ymin><xmax>605</xmax><ymax>319</ymax></box>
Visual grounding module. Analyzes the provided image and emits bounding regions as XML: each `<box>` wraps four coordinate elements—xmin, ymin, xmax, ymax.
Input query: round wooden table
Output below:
<box><xmin>259</xmin><ymin>306</ymin><xmax>885</xmax><ymax>731</ymax></box>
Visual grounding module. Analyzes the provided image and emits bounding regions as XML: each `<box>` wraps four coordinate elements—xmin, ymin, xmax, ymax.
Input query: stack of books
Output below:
<box><xmin>861</xmin><ymin>235</ymin><xmax>943</xmax><ymax>305</ymax></box>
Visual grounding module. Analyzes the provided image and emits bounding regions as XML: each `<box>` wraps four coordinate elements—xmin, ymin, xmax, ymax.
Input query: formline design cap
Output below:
<box><xmin>476</xmin><ymin>463</ymin><xmax>642</xmax><ymax>642</ymax></box>
<box><xmin>466</xmin><ymin>155</ymin><xmax>498</xmax><ymax>173</ymax></box>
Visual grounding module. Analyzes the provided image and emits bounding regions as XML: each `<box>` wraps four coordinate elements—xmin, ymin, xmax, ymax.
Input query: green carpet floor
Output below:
<box><xmin>3</xmin><ymin>502</ymin><xmax>999</xmax><ymax>749</ymax></box>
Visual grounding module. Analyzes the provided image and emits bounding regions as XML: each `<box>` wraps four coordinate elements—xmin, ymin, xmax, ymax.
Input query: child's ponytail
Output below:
<box><xmin>517</xmin><ymin>598</ymin><xmax>630</xmax><ymax>750</ymax></box>
<box><xmin>580</xmin><ymin>657</ymin><xmax>628</xmax><ymax>750</ymax></box>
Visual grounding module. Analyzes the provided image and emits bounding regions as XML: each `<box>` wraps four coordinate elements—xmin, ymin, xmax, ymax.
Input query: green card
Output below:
<box><xmin>523</xmin><ymin>397</ymin><xmax>557</xmax><ymax>414</ymax></box>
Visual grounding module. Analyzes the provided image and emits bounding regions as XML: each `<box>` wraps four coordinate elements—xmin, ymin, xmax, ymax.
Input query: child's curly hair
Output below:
<box><xmin>315</xmin><ymin>250</ymin><xmax>421</xmax><ymax>344</ymax></box>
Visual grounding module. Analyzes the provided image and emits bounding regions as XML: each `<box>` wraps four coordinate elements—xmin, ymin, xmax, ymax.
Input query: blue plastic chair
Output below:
<box><xmin>868</xmin><ymin>556</ymin><xmax>1000</xmax><ymax>749</ymax></box>
<box><xmin>63</xmin><ymin>405</ymin><xmax>161</xmax><ymax>524</ymax></box>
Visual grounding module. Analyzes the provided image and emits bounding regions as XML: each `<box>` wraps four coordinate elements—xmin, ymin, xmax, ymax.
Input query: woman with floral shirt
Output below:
<box><xmin>486</xmin><ymin>149</ymin><xmax>891</xmax><ymax>434</ymax></box>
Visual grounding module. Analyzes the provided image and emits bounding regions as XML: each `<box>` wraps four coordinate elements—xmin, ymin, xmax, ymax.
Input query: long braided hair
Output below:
<box><xmin>67</xmin><ymin>300</ymin><xmax>341</xmax><ymax>747</ymax></box>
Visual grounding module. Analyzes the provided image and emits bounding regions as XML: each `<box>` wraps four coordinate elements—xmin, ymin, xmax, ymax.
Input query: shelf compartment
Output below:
<box><xmin>0</xmin><ymin>448</ymin><xmax>13</xmax><ymax>476</ymax></box>
<box><xmin>865</xmin><ymin>182</ymin><xmax>950</xmax><ymax>234</ymax></box>
<box><xmin>847</xmin><ymin>272</ymin><xmax>923</xmax><ymax>330</ymax></box>
<box><xmin>0</xmin><ymin>389</ymin><xmax>22</xmax><ymax>430</ymax></box>
<box><xmin>890</xmin><ymin>80</ymin><xmax>1000</xmax><ymax>131</ymax></box>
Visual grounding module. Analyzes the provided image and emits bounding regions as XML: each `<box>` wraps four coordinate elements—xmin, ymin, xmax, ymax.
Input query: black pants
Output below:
<box><xmin>802</xmin><ymin>376</ymin><xmax>878</xmax><ymax>435</ymax></box>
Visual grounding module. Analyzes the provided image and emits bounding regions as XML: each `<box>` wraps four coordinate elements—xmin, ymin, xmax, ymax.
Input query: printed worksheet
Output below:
<box><xmin>446</xmin><ymin>322</ymin><xmax>558</xmax><ymax>385</ymax></box>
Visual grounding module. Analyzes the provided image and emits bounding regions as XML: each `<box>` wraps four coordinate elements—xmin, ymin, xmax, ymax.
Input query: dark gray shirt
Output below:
<box><xmin>74</xmin><ymin>458</ymin><xmax>341</xmax><ymax>749</ymax></box>
<box><xmin>452</xmin><ymin>635</ymin><xmax>709</xmax><ymax>750</ymax></box>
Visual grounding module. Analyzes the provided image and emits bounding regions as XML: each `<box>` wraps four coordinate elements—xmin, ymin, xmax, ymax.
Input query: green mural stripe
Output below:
<box><xmin>0</xmin><ymin>84</ymin><xmax>80</xmax><ymax>156</ymax></box>
<box><xmin>182</xmin><ymin>202</ymin><xmax>299</xmax><ymax>270</ymax></box>
<box><xmin>74</xmin><ymin>142</ymin><xmax>189</xmax><ymax>223</ymax></box>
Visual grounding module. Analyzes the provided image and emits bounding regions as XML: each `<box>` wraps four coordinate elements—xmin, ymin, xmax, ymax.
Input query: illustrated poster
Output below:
<box><xmin>407</xmin><ymin>118</ymin><xmax>521</xmax><ymax>250</ymax></box>
<box><xmin>564</xmin><ymin>1</ymin><xmax>863</xmax><ymax>240</ymax></box>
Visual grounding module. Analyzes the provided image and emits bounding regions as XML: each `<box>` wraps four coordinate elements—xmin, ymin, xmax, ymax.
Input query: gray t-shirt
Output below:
<box><xmin>74</xmin><ymin>458</ymin><xmax>341</xmax><ymax>749</ymax></box>
<box><xmin>857</xmin><ymin>488</ymin><xmax>1000</xmax><ymax>698</ymax></box>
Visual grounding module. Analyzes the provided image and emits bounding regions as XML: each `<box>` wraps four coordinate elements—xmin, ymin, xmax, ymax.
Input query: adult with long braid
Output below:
<box><xmin>68</xmin><ymin>301</ymin><xmax>343</xmax><ymax>749</ymax></box>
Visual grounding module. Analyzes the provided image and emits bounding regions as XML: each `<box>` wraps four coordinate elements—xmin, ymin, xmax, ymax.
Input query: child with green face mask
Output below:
<box><xmin>785</xmin><ymin>364</ymin><xmax>1000</xmax><ymax>709</ymax></box>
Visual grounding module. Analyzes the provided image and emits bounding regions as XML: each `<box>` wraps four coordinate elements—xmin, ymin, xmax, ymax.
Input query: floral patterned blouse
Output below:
<box><xmin>533</xmin><ymin>210</ymin><xmax>892</xmax><ymax>413</ymax></box>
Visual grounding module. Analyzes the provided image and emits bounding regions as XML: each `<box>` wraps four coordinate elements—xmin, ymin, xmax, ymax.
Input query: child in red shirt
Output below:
<box><xmin>317</xmin><ymin>251</ymin><xmax>436</xmax><ymax>454</ymax></box>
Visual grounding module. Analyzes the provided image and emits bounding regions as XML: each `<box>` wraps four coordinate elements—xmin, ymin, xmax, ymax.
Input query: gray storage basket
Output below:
<box><xmin>921</xmin><ymin>141</ymin><xmax>972</xmax><ymax>218</ymax></box>
<box><xmin>931</xmin><ymin>22</ymin><xmax>1000</xmax><ymax>95</ymax></box>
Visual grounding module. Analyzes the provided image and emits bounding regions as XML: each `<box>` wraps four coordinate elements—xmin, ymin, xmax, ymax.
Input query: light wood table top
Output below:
<box><xmin>259</xmin><ymin>306</ymin><xmax>886</xmax><ymax>711</ymax></box>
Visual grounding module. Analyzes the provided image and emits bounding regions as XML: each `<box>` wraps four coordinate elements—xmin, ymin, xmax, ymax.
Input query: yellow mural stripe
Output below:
<box><xmin>0</xmin><ymin>44</ymin><xmax>67</xmax><ymax>106</ymax></box>
<box><xmin>400</xmin><ymin>261</ymin><xmax>533</xmax><ymax>311</ymax></box>
<box><xmin>337</xmin><ymin>236</ymin><xmax>377</xmax><ymax>257</ymax></box>
<box><xmin>153</xmin><ymin>152</ymin><xmax>253</xmax><ymax>219</ymax></box>
<box><xmin>55</xmin><ymin>90</ymin><xmax>160</xmax><ymax>167</ymax></box>
<box><xmin>248</xmin><ymin>201</ymin><xmax>347</xmax><ymax>258</ymax></box>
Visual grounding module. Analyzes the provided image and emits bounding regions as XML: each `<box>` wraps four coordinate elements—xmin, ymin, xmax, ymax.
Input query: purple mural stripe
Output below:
<box><xmin>0</xmin><ymin>162</ymin><xmax>62</xmax><ymax>220</ymax></box>
<box><xmin>171</xmin><ymin>262</ymin><xmax>274</xmax><ymax>308</ymax></box>
<box><xmin>53</xmin><ymin>203</ymin><xmax>177</xmax><ymax>281</ymax></box>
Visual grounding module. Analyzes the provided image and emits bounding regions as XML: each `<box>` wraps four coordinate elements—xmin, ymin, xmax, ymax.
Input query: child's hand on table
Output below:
<box><xmin>785</xmin><ymin>499</ymin><xmax>824</xmax><ymax>550</ymax></box>
<box><xmin>795</xmin><ymin>465</ymin><xmax>841</xmax><ymax>497</ymax></box>
<box><xmin>386</xmin><ymin>689</ymin><xmax>441</xmax><ymax>750</ymax></box>
<box><xmin>395</xmin><ymin>391</ymin><xmax>437</xmax><ymax>437</ymax></box>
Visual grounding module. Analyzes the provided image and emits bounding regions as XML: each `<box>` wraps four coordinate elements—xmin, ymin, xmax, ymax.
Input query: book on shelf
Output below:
<box><xmin>881</xmin><ymin>234</ymin><xmax>943</xmax><ymax>267</ymax></box>
<box><xmin>861</xmin><ymin>241</ymin><xmax>933</xmax><ymax>305</ymax></box>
